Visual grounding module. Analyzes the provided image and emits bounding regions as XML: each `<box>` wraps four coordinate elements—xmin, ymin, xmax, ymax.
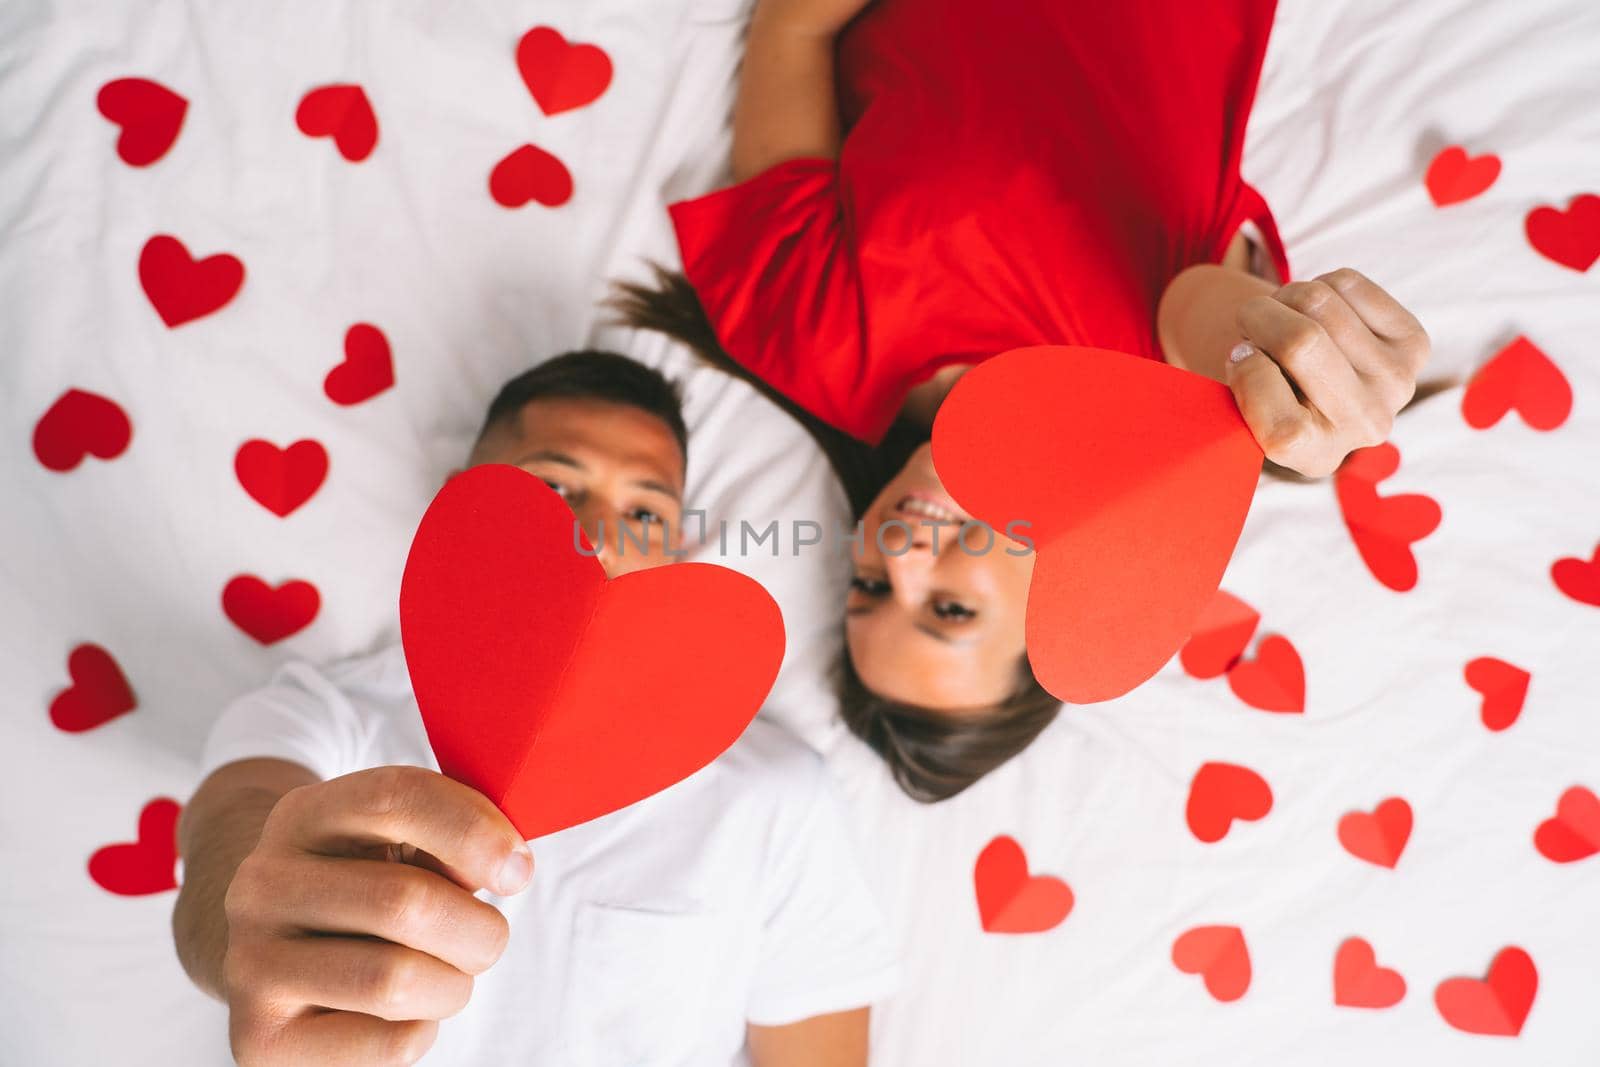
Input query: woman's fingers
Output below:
<box><xmin>1235</xmin><ymin>292</ymin><xmax>1379</xmax><ymax>436</ymax></box>
<box><xmin>1224</xmin><ymin>342</ymin><xmax>1339</xmax><ymax>477</ymax></box>
<box><xmin>1318</xmin><ymin>267</ymin><xmax>1426</xmax><ymax>346</ymax></box>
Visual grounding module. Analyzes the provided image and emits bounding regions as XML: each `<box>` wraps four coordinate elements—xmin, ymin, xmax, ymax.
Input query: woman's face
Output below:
<box><xmin>846</xmin><ymin>443</ymin><xmax>1035</xmax><ymax>714</ymax></box>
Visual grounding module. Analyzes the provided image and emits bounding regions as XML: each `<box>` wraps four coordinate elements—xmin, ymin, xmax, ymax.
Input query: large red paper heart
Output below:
<box><xmin>516</xmin><ymin>26</ymin><xmax>613</xmax><ymax>116</ymax></box>
<box><xmin>1338</xmin><ymin>797</ymin><xmax>1412</xmax><ymax>869</ymax></box>
<box><xmin>295</xmin><ymin>84</ymin><xmax>379</xmax><ymax>162</ymax></box>
<box><xmin>326</xmin><ymin>323</ymin><xmax>395</xmax><ymax>405</ymax></box>
<box><xmin>972</xmin><ymin>835</ymin><xmax>1074</xmax><ymax>934</ymax></box>
<box><xmin>1525</xmin><ymin>194</ymin><xmax>1600</xmax><ymax>272</ymax></box>
<box><xmin>236</xmin><ymin>439</ymin><xmax>329</xmax><ymax>517</ymax></box>
<box><xmin>1551</xmin><ymin>543</ymin><xmax>1600</xmax><ymax>607</ymax></box>
<box><xmin>1464</xmin><ymin>657</ymin><xmax>1530</xmax><ymax>732</ymax></box>
<box><xmin>1335</xmin><ymin>443</ymin><xmax>1441</xmax><ymax>592</ymax></box>
<box><xmin>1179</xmin><ymin>589</ymin><xmax>1260</xmax><ymax>679</ymax></box>
<box><xmin>489</xmin><ymin>144</ymin><xmax>574</xmax><ymax>208</ymax></box>
<box><xmin>1172</xmin><ymin>925</ymin><xmax>1251</xmax><ymax>1002</ymax></box>
<box><xmin>1435</xmin><ymin>947</ymin><xmax>1537</xmax><ymax>1037</ymax></box>
<box><xmin>1424</xmin><ymin>146</ymin><xmax>1500</xmax><ymax>207</ymax></box>
<box><xmin>399</xmin><ymin>465</ymin><xmax>785</xmax><ymax>840</ymax></box>
<box><xmin>1334</xmin><ymin>937</ymin><xmax>1407</xmax><ymax>1009</ymax></box>
<box><xmin>222</xmin><ymin>576</ymin><xmax>320</xmax><ymax>644</ymax></box>
<box><xmin>932</xmin><ymin>346</ymin><xmax>1261</xmax><ymax>703</ymax></box>
<box><xmin>32</xmin><ymin>389</ymin><xmax>132</xmax><ymax>472</ymax></box>
<box><xmin>1186</xmin><ymin>762</ymin><xmax>1272</xmax><ymax>844</ymax></box>
<box><xmin>50</xmin><ymin>644</ymin><xmax>137</xmax><ymax>733</ymax></box>
<box><xmin>1461</xmin><ymin>337</ymin><xmax>1572</xmax><ymax>432</ymax></box>
<box><xmin>1226</xmin><ymin>634</ymin><xmax>1305</xmax><ymax>713</ymax></box>
<box><xmin>1534</xmin><ymin>786</ymin><xmax>1600</xmax><ymax>863</ymax></box>
<box><xmin>88</xmin><ymin>798</ymin><xmax>180</xmax><ymax>896</ymax></box>
<box><xmin>139</xmin><ymin>234</ymin><xmax>244</xmax><ymax>328</ymax></box>
<box><xmin>96</xmin><ymin>77</ymin><xmax>187</xmax><ymax>166</ymax></box>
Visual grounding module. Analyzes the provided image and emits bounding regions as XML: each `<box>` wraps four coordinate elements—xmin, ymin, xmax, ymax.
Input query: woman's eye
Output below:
<box><xmin>628</xmin><ymin>507</ymin><xmax>663</xmax><ymax>524</ymax></box>
<box><xmin>541</xmin><ymin>479</ymin><xmax>573</xmax><ymax>500</ymax></box>
<box><xmin>932</xmin><ymin>599</ymin><xmax>977</xmax><ymax>621</ymax></box>
<box><xmin>850</xmin><ymin>575</ymin><xmax>890</xmax><ymax>596</ymax></box>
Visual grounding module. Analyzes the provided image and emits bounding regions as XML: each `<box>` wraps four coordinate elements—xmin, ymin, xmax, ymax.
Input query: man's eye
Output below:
<box><xmin>850</xmin><ymin>576</ymin><xmax>890</xmax><ymax>596</ymax></box>
<box><xmin>628</xmin><ymin>507</ymin><xmax>663</xmax><ymax>524</ymax></box>
<box><xmin>932</xmin><ymin>599</ymin><xmax>976</xmax><ymax>621</ymax></box>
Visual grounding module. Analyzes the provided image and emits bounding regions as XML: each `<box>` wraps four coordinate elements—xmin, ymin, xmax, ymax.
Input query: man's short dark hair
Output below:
<box><xmin>478</xmin><ymin>350</ymin><xmax>688</xmax><ymax>460</ymax></box>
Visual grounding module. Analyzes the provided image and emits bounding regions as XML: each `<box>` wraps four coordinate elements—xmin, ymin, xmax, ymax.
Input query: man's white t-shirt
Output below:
<box><xmin>201</xmin><ymin>645</ymin><xmax>898</xmax><ymax>1067</ymax></box>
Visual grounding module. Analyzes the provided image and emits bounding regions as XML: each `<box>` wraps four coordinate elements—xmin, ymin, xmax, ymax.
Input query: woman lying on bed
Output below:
<box><xmin>619</xmin><ymin>0</ymin><xmax>1430</xmax><ymax>801</ymax></box>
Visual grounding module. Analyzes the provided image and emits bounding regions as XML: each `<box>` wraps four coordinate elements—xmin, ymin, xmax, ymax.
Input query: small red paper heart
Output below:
<box><xmin>1435</xmin><ymin>947</ymin><xmax>1537</xmax><ymax>1037</ymax></box>
<box><xmin>96</xmin><ymin>77</ymin><xmax>187</xmax><ymax>166</ymax></box>
<box><xmin>1463</xmin><ymin>657</ymin><xmax>1531</xmax><ymax>732</ymax></box>
<box><xmin>32</xmin><ymin>389</ymin><xmax>133</xmax><ymax>472</ymax></box>
<box><xmin>1461</xmin><ymin>337</ymin><xmax>1572</xmax><ymax>432</ymax></box>
<box><xmin>1179</xmin><ymin>589</ymin><xmax>1260</xmax><ymax>679</ymax></box>
<box><xmin>325</xmin><ymin>323</ymin><xmax>395</xmax><ymax>405</ymax></box>
<box><xmin>516</xmin><ymin>26</ymin><xmax>613</xmax><ymax>116</ymax></box>
<box><xmin>1226</xmin><ymin>634</ymin><xmax>1305</xmax><ymax>713</ymax></box>
<box><xmin>932</xmin><ymin>347</ymin><xmax>1261</xmax><ymax>703</ymax></box>
<box><xmin>489</xmin><ymin>144</ymin><xmax>574</xmax><ymax>208</ymax></box>
<box><xmin>1334</xmin><ymin>937</ymin><xmax>1407</xmax><ymax>1008</ymax></box>
<box><xmin>235</xmin><ymin>439</ymin><xmax>329</xmax><ymax>517</ymax></box>
<box><xmin>1525</xmin><ymin>193</ymin><xmax>1600</xmax><ymax>273</ymax></box>
<box><xmin>1551</xmin><ymin>543</ymin><xmax>1600</xmax><ymax>607</ymax></box>
<box><xmin>138</xmin><ymin>234</ymin><xmax>244</xmax><ymax>328</ymax></box>
<box><xmin>400</xmin><ymin>465</ymin><xmax>785</xmax><ymax>839</ymax></box>
<box><xmin>1186</xmin><ymin>762</ymin><xmax>1272</xmax><ymax>844</ymax></box>
<box><xmin>1335</xmin><ymin>443</ymin><xmax>1441</xmax><ymax>592</ymax></box>
<box><xmin>88</xmin><ymin>798</ymin><xmax>181</xmax><ymax>896</ymax></box>
<box><xmin>1172</xmin><ymin>925</ymin><xmax>1251</xmax><ymax>1002</ymax></box>
<box><xmin>1338</xmin><ymin>797</ymin><xmax>1412</xmax><ymax>869</ymax></box>
<box><xmin>1534</xmin><ymin>786</ymin><xmax>1600</xmax><ymax>863</ymax></box>
<box><xmin>222</xmin><ymin>576</ymin><xmax>320</xmax><ymax>645</ymax></box>
<box><xmin>49</xmin><ymin>644</ymin><xmax>137</xmax><ymax>733</ymax></box>
<box><xmin>972</xmin><ymin>835</ymin><xmax>1074</xmax><ymax>934</ymax></box>
<box><xmin>295</xmin><ymin>84</ymin><xmax>379</xmax><ymax>162</ymax></box>
<box><xmin>1424</xmin><ymin>146</ymin><xmax>1501</xmax><ymax>207</ymax></box>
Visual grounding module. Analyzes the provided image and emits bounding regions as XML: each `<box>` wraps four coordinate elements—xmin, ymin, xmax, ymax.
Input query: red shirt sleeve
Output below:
<box><xmin>669</xmin><ymin>158</ymin><xmax>905</xmax><ymax>443</ymax></box>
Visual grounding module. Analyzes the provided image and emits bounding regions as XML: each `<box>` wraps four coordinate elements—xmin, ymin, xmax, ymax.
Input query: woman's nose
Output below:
<box><xmin>882</xmin><ymin>538</ymin><xmax>935</xmax><ymax>608</ymax></box>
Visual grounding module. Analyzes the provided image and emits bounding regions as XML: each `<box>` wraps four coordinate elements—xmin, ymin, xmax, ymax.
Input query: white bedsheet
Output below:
<box><xmin>1</xmin><ymin>0</ymin><xmax>1596</xmax><ymax>1064</ymax></box>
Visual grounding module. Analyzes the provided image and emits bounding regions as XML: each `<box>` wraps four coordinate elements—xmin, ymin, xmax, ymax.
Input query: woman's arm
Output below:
<box><xmin>731</xmin><ymin>0</ymin><xmax>873</xmax><ymax>181</ymax></box>
<box><xmin>748</xmin><ymin>1007</ymin><xmax>869</xmax><ymax>1067</ymax></box>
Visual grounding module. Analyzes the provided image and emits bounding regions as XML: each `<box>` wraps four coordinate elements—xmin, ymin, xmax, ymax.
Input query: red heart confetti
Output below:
<box><xmin>1525</xmin><ymin>193</ymin><xmax>1600</xmax><ymax>272</ymax></box>
<box><xmin>1335</xmin><ymin>443</ymin><xmax>1441</xmax><ymax>592</ymax></box>
<box><xmin>1172</xmin><ymin>925</ymin><xmax>1251</xmax><ymax>1002</ymax></box>
<box><xmin>88</xmin><ymin>798</ymin><xmax>181</xmax><ymax>896</ymax></box>
<box><xmin>1186</xmin><ymin>762</ymin><xmax>1272</xmax><ymax>844</ymax></box>
<box><xmin>400</xmin><ymin>465</ymin><xmax>784</xmax><ymax>839</ymax></box>
<box><xmin>973</xmin><ymin>835</ymin><xmax>1075</xmax><ymax>935</ymax></box>
<box><xmin>1179</xmin><ymin>589</ymin><xmax>1260</xmax><ymax>679</ymax></box>
<box><xmin>325</xmin><ymin>323</ymin><xmax>395</xmax><ymax>405</ymax></box>
<box><xmin>1225</xmin><ymin>634</ymin><xmax>1305</xmax><ymax>713</ymax></box>
<box><xmin>1461</xmin><ymin>336</ymin><xmax>1572</xmax><ymax>432</ymax></box>
<box><xmin>295</xmin><ymin>83</ymin><xmax>379</xmax><ymax>162</ymax></box>
<box><xmin>1463</xmin><ymin>657</ymin><xmax>1531</xmax><ymax>732</ymax></box>
<box><xmin>1337</xmin><ymin>797</ymin><xmax>1412</xmax><ymax>869</ymax></box>
<box><xmin>516</xmin><ymin>26</ymin><xmax>613</xmax><ymax>117</ymax></box>
<box><xmin>235</xmin><ymin>439</ymin><xmax>329</xmax><ymax>518</ymax></box>
<box><xmin>1434</xmin><ymin>947</ymin><xmax>1537</xmax><ymax>1037</ymax></box>
<box><xmin>490</xmin><ymin>143</ymin><xmax>574</xmax><ymax>208</ymax></box>
<box><xmin>1424</xmin><ymin>146</ymin><xmax>1501</xmax><ymax>207</ymax></box>
<box><xmin>138</xmin><ymin>234</ymin><xmax>244</xmax><ymax>328</ymax></box>
<box><xmin>1550</xmin><ymin>542</ymin><xmax>1600</xmax><ymax>607</ymax></box>
<box><xmin>49</xmin><ymin>644</ymin><xmax>137</xmax><ymax>733</ymax></box>
<box><xmin>96</xmin><ymin>77</ymin><xmax>187</xmax><ymax>166</ymax></box>
<box><xmin>32</xmin><ymin>389</ymin><xmax>133</xmax><ymax>472</ymax></box>
<box><xmin>1334</xmin><ymin>937</ymin><xmax>1407</xmax><ymax>1009</ymax></box>
<box><xmin>222</xmin><ymin>576</ymin><xmax>321</xmax><ymax>645</ymax></box>
<box><xmin>1533</xmin><ymin>786</ymin><xmax>1600</xmax><ymax>863</ymax></box>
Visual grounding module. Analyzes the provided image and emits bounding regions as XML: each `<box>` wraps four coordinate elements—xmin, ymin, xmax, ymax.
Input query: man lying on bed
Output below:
<box><xmin>172</xmin><ymin>351</ymin><xmax>896</xmax><ymax>1067</ymax></box>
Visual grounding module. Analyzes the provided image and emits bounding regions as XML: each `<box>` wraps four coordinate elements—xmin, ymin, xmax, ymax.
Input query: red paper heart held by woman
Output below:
<box><xmin>932</xmin><ymin>346</ymin><xmax>1261</xmax><ymax>703</ymax></box>
<box><xmin>399</xmin><ymin>465</ymin><xmax>785</xmax><ymax>840</ymax></box>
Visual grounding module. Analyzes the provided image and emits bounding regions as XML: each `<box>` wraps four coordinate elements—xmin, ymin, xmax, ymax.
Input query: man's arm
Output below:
<box><xmin>730</xmin><ymin>0</ymin><xmax>873</xmax><ymax>180</ymax></box>
<box><xmin>748</xmin><ymin>1007</ymin><xmax>870</xmax><ymax>1067</ymax></box>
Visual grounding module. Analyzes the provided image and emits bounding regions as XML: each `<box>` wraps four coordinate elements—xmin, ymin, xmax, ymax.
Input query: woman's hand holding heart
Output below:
<box><xmin>1227</xmin><ymin>269</ymin><xmax>1431</xmax><ymax>478</ymax></box>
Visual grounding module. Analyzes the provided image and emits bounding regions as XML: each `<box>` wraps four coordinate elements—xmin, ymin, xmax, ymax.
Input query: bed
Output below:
<box><xmin>1</xmin><ymin>0</ymin><xmax>1596</xmax><ymax>1064</ymax></box>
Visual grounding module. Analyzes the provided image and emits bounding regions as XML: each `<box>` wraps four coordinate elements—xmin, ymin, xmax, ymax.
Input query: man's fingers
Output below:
<box><xmin>271</xmin><ymin>766</ymin><xmax>532</xmax><ymax>896</ymax></box>
<box><xmin>234</xmin><ymin>1012</ymin><xmax>438</xmax><ymax>1067</ymax></box>
<box><xmin>240</xmin><ymin>935</ymin><xmax>475</xmax><ymax>1022</ymax></box>
<box><xmin>249</xmin><ymin>854</ymin><xmax>511</xmax><ymax>976</ymax></box>
<box><xmin>1225</xmin><ymin>343</ymin><xmax>1338</xmax><ymax>477</ymax></box>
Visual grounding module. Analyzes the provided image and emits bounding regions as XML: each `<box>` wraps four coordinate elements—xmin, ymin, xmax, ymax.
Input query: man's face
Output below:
<box><xmin>469</xmin><ymin>397</ymin><xmax>686</xmax><ymax>577</ymax></box>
